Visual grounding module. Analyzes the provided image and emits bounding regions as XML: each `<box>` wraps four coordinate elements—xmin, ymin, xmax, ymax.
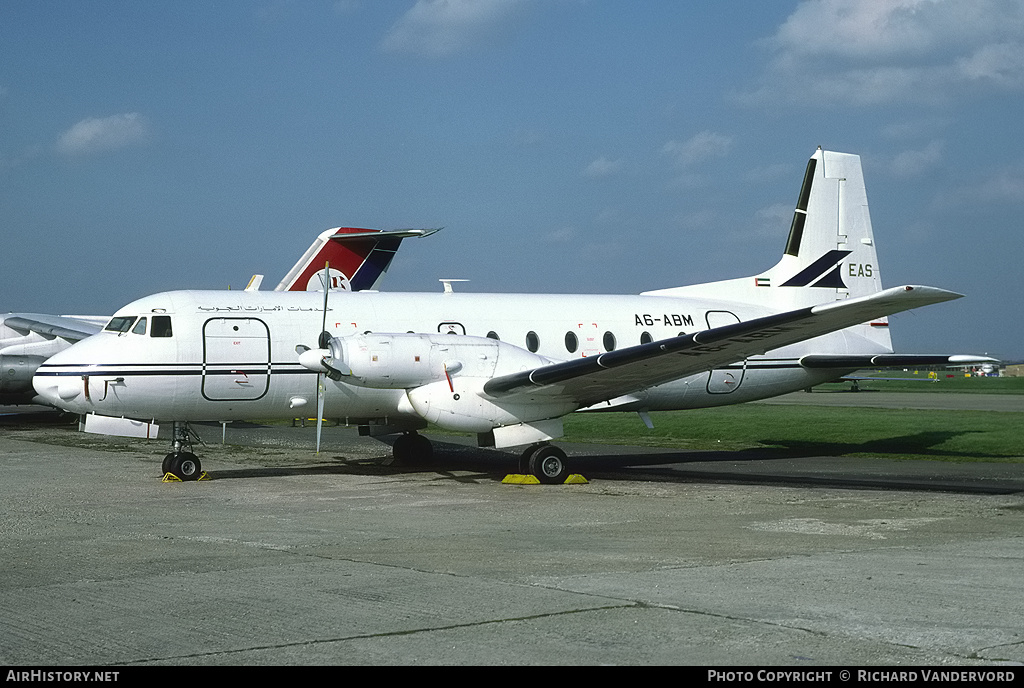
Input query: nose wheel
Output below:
<box><xmin>162</xmin><ymin>451</ymin><xmax>202</xmax><ymax>481</ymax></box>
<box><xmin>162</xmin><ymin>422</ymin><xmax>205</xmax><ymax>481</ymax></box>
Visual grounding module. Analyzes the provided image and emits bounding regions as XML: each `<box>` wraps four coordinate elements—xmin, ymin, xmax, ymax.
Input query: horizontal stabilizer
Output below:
<box><xmin>322</xmin><ymin>228</ymin><xmax>441</xmax><ymax>242</ymax></box>
<box><xmin>275</xmin><ymin>227</ymin><xmax>441</xmax><ymax>293</ymax></box>
<box><xmin>800</xmin><ymin>354</ymin><xmax>999</xmax><ymax>369</ymax></box>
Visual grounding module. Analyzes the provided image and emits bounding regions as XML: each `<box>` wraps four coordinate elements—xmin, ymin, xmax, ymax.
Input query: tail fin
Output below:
<box><xmin>642</xmin><ymin>148</ymin><xmax>891</xmax><ymax>351</ymax></box>
<box><xmin>762</xmin><ymin>148</ymin><xmax>891</xmax><ymax>351</ymax></box>
<box><xmin>765</xmin><ymin>148</ymin><xmax>882</xmax><ymax>306</ymax></box>
<box><xmin>274</xmin><ymin>227</ymin><xmax>440</xmax><ymax>293</ymax></box>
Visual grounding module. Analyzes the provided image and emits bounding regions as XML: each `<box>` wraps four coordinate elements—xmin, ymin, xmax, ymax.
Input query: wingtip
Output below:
<box><xmin>902</xmin><ymin>285</ymin><xmax>965</xmax><ymax>303</ymax></box>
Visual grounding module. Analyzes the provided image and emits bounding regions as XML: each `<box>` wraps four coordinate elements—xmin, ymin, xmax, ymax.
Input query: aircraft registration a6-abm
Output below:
<box><xmin>34</xmin><ymin>149</ymin><xmax>992</xmax><ymax>483</ymax></box>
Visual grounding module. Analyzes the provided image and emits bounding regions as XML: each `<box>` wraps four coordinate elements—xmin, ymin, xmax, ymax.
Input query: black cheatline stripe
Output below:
<box><xmin>35</xmin><ymin>365</ymin><xmax>318</xmax><ymax>378</ymax></box>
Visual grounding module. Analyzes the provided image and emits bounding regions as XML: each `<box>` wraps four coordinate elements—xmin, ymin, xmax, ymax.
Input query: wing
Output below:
<box><xmin>483</xmin><ymin>285</ymin><xmax>962</xmax><ymax>407</ymax></box>
<box><xmin>1</xmin><ymin>314</ymin><xmax>102</xmax><ymax>343</ymax></box>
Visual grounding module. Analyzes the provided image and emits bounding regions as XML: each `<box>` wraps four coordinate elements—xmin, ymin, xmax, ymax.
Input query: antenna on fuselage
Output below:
<box><xmin>439</xmin><ymin>278</ymin><xmax>469</xmax><ymax>294</ymax></box>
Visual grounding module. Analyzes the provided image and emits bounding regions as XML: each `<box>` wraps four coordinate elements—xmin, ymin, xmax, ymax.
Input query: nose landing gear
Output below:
<box><xmin>162</xmin><ymin>422</ymin><xmax>205</xmax><ymax>481</ymax></box>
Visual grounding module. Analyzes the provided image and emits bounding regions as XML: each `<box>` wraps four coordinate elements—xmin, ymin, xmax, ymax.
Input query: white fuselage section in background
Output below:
<box><xmin>33</xmin><ymin>288</ymin><xmax>865</xmax><ymax>425</ymax></box>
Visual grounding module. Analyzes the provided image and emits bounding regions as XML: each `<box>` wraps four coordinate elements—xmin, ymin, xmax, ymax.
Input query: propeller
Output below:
<box><xmin>316</xmin><ymin>262</ymin><xmax>330</xmax><ymax>453</ymax></box>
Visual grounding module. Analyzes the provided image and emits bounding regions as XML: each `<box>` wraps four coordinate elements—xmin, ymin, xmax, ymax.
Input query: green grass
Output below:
<box><xmin>562</xmin><ymin>405</ymin><xmax>1024</xmax><ymax>463</ymax></box>
<box><xmin>816</xmin><ymin>372</ymin><xmax>1024</xmax><ymax>394</ymax></box>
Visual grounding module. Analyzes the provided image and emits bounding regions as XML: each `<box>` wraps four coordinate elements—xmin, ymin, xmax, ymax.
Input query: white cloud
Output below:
<box><xmin>381</xmin><ymin>0</ymin><xmax>528</xmax><ymax>57</ymax></box>
<box><xmin>56</xmin><ymin>113</ymin><xmax>149</xmax><ymax>155</ymax></box>
<box><xmin>582</xmin><ymin>156</ymin><xmax>623</xmax><ymax>178</ymax></box>
<box><xmin>956</xmin><ymin>42</ymin><xmax>1024</xmax><ymax>89</ymax></box>
<box><xmin>662</xmin><ymin>131</ymin><xmax>732</xmax><ymax>168</ymax></box>
<box><xmin>745</xmin><ymin>0</ymin><xmax>1024</xmax><ymax>106</ymax></box>
<box><xmin>770</xmin><ymin>0</ymin><xmax>941</xmax><ymax>61</ymax></box>
<box><xmin>890</xmin><ymin>140</ymin><xmax>944</xmax><ymax>178</ymax></box>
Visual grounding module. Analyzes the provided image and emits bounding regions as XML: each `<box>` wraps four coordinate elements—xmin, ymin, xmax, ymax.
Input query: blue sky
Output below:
<box><xmin>2</xmin><ymin>0</ymin><xmax>1022</xmax><ymax>359</ymax></box>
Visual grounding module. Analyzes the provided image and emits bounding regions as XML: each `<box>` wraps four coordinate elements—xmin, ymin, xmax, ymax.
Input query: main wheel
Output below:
<box><xmin>392</xmin><ymin>432</ymin><xmax>433</xmax><ymax>465</ymax></box>
<box><xmin>527</xmin><ymin>445</ymin><xmax>569</xmax><ymax>485</ymax></box>
<box><xmin>167</xmin><ymin>452</ymin><xmax>202</xmax><ymax>481</ymax></box>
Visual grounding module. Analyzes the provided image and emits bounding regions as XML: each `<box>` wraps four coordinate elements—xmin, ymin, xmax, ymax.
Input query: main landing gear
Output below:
<box><xmin>389</xmin><ymin>433</ymin><xmax>571</xmax><ymax>484</ymax></box>
<box><xmin>162</xmin><ymin>422</ymin><xmax>203</xmax><ymax>481</ymax></box>
<box><xmin>520</xmin><ymin>443</ymin><xmax>570</xmax><ymax>485</ymax></box>
<box><xmin>390</xmin><ymin>431</ymin><xmax>434</xmax><ymax>466</ymax></box>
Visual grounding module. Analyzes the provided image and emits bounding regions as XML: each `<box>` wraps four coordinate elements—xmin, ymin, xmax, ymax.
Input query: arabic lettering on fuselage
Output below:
<box><xmin>196</xmin><ymin>305</ymin><xmax>287</xmax><ymax>312</ymax></box>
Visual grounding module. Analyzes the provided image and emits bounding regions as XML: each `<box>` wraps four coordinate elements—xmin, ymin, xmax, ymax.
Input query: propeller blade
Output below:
<box><xmin>320</xmin><ymin>260</ymin><xmax>329</xmax><ymax>332</ymax></box>
<box><xmin>316</xmin><ymin>261</ymin><xmax>329</xmax><ymax>454</ymax></box>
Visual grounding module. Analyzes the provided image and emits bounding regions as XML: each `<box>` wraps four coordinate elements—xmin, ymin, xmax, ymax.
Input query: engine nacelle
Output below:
<box><xmin>0</xmin><ymin>355</ymin><xmax>47</xmax><ymax>401</ymax></box>
<box><xmin>300</xmin><ymin>332</ymin><xmax>553</xmax><ymax>389</ymax></box>
<box><xmin>404</xmin><ymin>377</ymin><xmax>578</xmax><ymax>435</ymax></box>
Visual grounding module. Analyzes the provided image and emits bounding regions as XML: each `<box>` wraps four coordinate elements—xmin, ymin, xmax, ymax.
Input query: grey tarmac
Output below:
<box><xmin>1</xmin><ymin>410</ymin><xmax>1022</xmax><ymax>666</ymax></box>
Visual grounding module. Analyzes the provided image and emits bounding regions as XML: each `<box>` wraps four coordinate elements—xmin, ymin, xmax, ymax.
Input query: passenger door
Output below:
<box><xmin>705</xmin><ymin>310</ymin><xmax>745</xmax><ymax>394</ymax></box>
<box><xmin>202</xmin><ymin>317</ymin><xmax>271</xmax><ymax>401</ymax></box>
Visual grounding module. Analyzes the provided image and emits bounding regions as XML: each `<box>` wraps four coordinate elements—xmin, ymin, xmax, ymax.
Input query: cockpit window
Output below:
<box><xmin>151</xmin><ymin>315</ymin><xmax>173</xmax><ymax>338</ymax></box>
<box><xmin>132</xmin><ymin>317</ymin><xmax>147</xmax><ymax>335</ymax></box>
<box><xmin>104</xmin><ymin>316</ymin><xmax>136</xmax><ymax>333</ymax></box>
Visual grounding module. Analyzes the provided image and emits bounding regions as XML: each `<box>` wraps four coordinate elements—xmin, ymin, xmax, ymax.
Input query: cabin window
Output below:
<box><xmin>526</xmin><ymin>331</ymin><xmax>540</xmax><ymax>353</ymax></box>
<box><xmin>564</xmin><ymin>331</ymin><xmax>578</xmax><ymax>353</ymax></box>
<box><xmin>603</xmin><ymin>331</ymin><xmax>616</xmax><ymax>351</ymax></box>
<box><xmin>132</xmin><ymin>317</ymin><xmax>148</xmax><ymax>335</ymax></box>
<box><xmin>151</xmin><ymin>315</ymin><xmax>173</xmax><ymax>338</ymax></box>
<box><xmin>104</xmin><ymin>316</ymin><xmax>135</xmax><ymax>333</ymax></box>
<box><xmin>640</xmin><ymin>331</ymin><xmax>652</xmax><ymax>345</ymax></box>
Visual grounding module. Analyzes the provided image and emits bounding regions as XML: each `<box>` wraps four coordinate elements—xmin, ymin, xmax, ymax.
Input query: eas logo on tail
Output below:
<box><xmin>306</xmin><ymin>268</ymin><xmax>352</xmax><ymax>292</ymax></box>
<box><xmin>780</xmin><ymin>250</ymin><xmax>852</xmax><ymax>288</ymax></box>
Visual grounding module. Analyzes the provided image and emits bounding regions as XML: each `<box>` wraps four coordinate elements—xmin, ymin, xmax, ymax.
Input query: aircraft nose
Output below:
<box><xmin>33</xmin><ymin>373</ymin><xmax>83</xmax><ymax>404</ymax></box>
<box><xmin>32</xmin><ymin>347</ymin><xmax>88</xmax><ymax>410</ymax></box>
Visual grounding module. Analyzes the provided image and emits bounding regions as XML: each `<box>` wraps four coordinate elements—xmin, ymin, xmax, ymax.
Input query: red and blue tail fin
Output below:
<box><xmin>274</xmin><ymin>227</ymin><xmax>439</xmax><ymax>293</ymax></box>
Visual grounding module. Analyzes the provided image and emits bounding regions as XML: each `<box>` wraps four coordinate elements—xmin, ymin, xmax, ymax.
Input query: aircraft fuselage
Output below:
<box><xmin>33</xmin><ymin>289</ymin><xmax>855</xmax><ymax>426</ymax></box>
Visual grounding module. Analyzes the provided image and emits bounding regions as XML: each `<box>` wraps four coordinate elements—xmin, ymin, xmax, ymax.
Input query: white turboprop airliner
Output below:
<box><xmin>1</xmin><ymin>227</ymin><xmax>436</xmax><ymax>406</ymax></box>
<box><xmin>33</xmin><ymin>150</ymin><xmax>993</xmax><ymax>482</ymax></box>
